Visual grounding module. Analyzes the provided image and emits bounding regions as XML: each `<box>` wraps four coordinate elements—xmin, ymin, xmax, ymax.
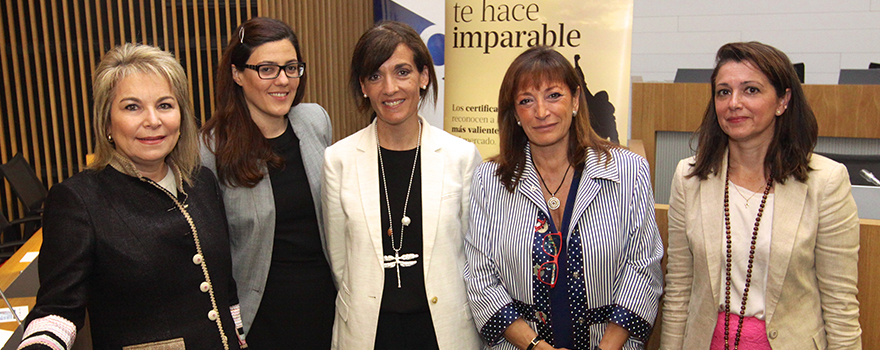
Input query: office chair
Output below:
<box><xmin>673</xmin><ymin>68</ymin><xmax>713</xmax><ymax>83</ymax></box>
<box><xmin>793</xmin><ymin>62</ymin><xmax>805</xmax><ymax>83</ymax></box>
<box><xmin>0</xmin><ymin>153</ymin><xmax>48</xmax><ymax>217</ymax></box>
<box><xmin>838</xmin><ymin>69</ymin><xmax>880</xmax><ymax>85</ymax></box>
<box><xmin>0</xmin><ymin>211</ymin><xmax>42</xmax><ymax>263</ymax></box>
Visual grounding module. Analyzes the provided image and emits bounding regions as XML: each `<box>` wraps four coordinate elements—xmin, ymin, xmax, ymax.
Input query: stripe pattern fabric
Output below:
<box><xmin>465</xmin><ymin>145</ymin><xmax>663</xmax><ymax>349</ymax></box>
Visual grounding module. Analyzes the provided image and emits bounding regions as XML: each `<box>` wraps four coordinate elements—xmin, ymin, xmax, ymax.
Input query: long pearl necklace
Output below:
<box><xmin>723</xmin><ymin>168</ymin><xmax>772</xmax><ymax>350</ymax></box>
<box><xmin>377</xmin><ymin>121</ymin><xmax>421</xmax><ymax>288</ymax></box>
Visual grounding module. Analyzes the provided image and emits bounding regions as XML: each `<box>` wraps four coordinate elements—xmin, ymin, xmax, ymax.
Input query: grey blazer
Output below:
<box><xmin>200</xmin><ymin>103</ymin><xmax>333</xmax><ymax>336</ymax></box>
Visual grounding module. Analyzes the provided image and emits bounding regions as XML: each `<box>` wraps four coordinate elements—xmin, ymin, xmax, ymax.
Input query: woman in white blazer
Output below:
<box><xmin>661</xmin><ymin>42</ymin><xmax>861</xmax><ymax>350</ymax></box>
<box><xmin>322</xmin><ymin>21</ymin><xmax>482</xmax><ymax>350</ymax></box>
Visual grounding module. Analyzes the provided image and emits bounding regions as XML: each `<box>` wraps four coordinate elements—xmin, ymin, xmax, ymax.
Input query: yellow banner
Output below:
<box><xmin>444</xmin><ymin>0</ymin><xmax>633</xmax><ymax>158</ymax></box>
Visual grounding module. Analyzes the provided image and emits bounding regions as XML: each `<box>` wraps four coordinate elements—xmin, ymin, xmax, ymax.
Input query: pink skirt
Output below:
<box><xmin>709</xmin><ymin>311</ymin><xmax>772</xmax><ymax>350</ymax></box>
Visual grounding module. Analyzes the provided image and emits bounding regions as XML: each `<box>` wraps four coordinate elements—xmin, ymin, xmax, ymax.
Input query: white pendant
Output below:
<box><xmin>401</xmin><ymin>216</ymin><xmax>411</xmax><ymax>226</ymax></box>
<box><xmin>547</xmin><ymin>196</ymin><xmax>560</xmax><ymax>210</ymax></box>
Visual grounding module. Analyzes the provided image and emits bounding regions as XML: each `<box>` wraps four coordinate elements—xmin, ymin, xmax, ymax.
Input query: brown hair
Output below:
<box><xmin>494</xmin><ymin>46</ymin><xmax>614</xmax><ymax>192</ymax></box>
<box><xmin>201</xmin><ymin>17</ymin><xmax>306</xmax><ymax>187</ymax></box>
<box><xmin>90</xmin><ymin>43</ymin><xmax>200</xmax><ymax>184</ymax></box>
<box><xmin>349</xmin><ymin>21</ymin><xmax>438</xmax><ymax>117</ymax></box>
<box><xmin>689</xmin><ymin>41</ymin><xmax>817</xmax><ymax>184</ymax></box>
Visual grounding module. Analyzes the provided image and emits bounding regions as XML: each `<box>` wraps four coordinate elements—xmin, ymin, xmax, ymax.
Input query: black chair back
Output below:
<box><xmin>0</xmin><ymin>153</ymin><xmax>48</xmax><ymax>216</ymax></box>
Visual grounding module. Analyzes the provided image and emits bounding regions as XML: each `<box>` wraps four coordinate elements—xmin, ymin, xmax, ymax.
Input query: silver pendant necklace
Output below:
<box><xmin>534</xmin><ymin>162</ymin><xmax>571</xmax><ymax>211</ymax></box>
<box><xmin>377</xmin><ymin>121</ymin><xmax>422</xmax><ymax>288</ymax></box>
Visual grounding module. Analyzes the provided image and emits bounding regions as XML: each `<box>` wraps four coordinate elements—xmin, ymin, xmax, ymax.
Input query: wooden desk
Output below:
<box><xmin>0</xmin><ymin>230</ymin><xmax>40</xmax><ymax>333</ymax></box>
<box><xmin>647</xmin><ymin>206</ymin><xmax>880</xmax><ymax>349</ymax></box>
<box><xmin>632</xmin><ymin>83</ymin><xmax>880</xmax><ymax>188</ymax></box>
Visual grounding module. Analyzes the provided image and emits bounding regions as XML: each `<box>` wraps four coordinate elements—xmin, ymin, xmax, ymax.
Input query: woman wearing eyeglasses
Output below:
<box><xmin>200</xmin><ymin>17</ymin><xmax>334</xmax><ymax>348</ymax></box>
<box><xmin>464</xmin><ymin>46</ymin><xmax>663</xmax><ymax>350</ymax></box>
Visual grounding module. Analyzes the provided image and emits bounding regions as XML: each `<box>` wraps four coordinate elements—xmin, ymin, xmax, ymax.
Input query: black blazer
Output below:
<box><xmin>21</xmin><ymin>165</ymin><xmax>240</xmax><ymax>350</ymax></box>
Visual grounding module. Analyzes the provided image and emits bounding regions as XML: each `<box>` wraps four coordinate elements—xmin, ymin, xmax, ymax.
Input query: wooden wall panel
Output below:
<box><xmin>261</xmin><ymin>0</ymin><xmax>374</xmax><ymax>142</ymax></box>
<box><xmin>0</xmin><ymin>0</ymin><xmax>373</xmax><ymax>238</ymax></box>
<box><xmin>0</xmin><ymin>0</ymin><xmax>258</xmax><ymax>231</ymax></box>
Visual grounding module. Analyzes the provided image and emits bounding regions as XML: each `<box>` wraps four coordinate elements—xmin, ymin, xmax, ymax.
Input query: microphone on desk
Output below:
<box><xmin>860</xmin><ymin>169</ymin><xmax>880</xmax><ymax>186</ymax></box>
<box><xmin>0</xmin><ymin>285</ymin><xmax>21</xmax><ymax>325</ymax></box>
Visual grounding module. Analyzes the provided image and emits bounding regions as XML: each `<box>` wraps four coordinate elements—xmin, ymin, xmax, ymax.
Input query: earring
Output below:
<box><xmin>516</xmin><ymin>120</ymin><xmax>521</xmax><ymax>126</ymax></box>
<box><xmin>421</xmin><ymin>86</ymin><xmax>426</xmax><ymax>90</ymax></box>
<box><xmin>572</xmin><ymin>110</ymin><xmax>577</xmax><ymax>117</ymax></box>
<box><xmin>107</xmin><ymin>134</ymin><xmax>114</xmax><ymax>143</ymax></box>
<box><xmin>776</xmin><ymin>110</ymin><xmax>782</xmax><ymax>115</ymax></box>
<box><xmin>363</xmin><ymin>94</ymin><xmax>368</xmax><ymax>98</ymax></box>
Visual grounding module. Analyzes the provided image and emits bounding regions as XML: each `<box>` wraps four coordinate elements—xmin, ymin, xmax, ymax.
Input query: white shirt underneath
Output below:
<box><xmin>719</xmin><ymin>182</ymin><xmax>774</xmax><ymax>320</ymax></box>
<box><xmin>156</xmin><ymin>166</ymin><xmax>177</xmax><ymax>198</ymax></box>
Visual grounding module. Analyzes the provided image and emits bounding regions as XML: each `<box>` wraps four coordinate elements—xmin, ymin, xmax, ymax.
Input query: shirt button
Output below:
<box><xmin>530</xmin><ymin>185</ymin><xmax>539</xmax><ymax>192</ymax></box>
<box><xmin>200</xmin><ymin>281</ymin><xmax>211</xmax><ymax>293</ymax></box>
<box><xmin>431</xmin><ymin>297</ymin><xmax>438</xmax><ymax>304</ymax></box>
<box><xmin>207</xmin><ymin>309</ymin><xmax>219</xmax><ymax>321</ymax></box>
<box><xmin>573</xmin><ymin>271</ymin><xmax>580</xmax><ymax>279</ymax></box>
<box><xmin>768</xmin><ymin>330</ymin><xmax>778</xmax><ymax>339</ymax></box>
<box><xmin>578</xmin><ymin>317</ymin><xmax>585</xmax><ymax>325</ymax></box>
<box><xmin>192</xmin><ymin>254</ymin><xmax>203</xmax><ymax>265</ymax></box>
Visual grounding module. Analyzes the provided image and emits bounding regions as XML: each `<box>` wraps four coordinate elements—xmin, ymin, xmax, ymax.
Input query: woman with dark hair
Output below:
<box><xmin>661</xmin><ymin>42</ymin><xmax>861</xmax><ymax>350</ymax></box>
<box><xmin>19</xmin><ymin>43</ymin><xmax>243</xmax><ymax>349</ymax></box>
<box><xmin>322</xmin><ymin>21</ymin><xmax>482</xmax><ymax>349</ymax></box>
<box><xmin>200</xmin><ymin>17</ymin><xmax>334</xmax><ymax>348</ymax></box>
<box><xmin>465</xmin><ymin>46</ymin><xmax>663</xmax><ymax>350</ymax></box>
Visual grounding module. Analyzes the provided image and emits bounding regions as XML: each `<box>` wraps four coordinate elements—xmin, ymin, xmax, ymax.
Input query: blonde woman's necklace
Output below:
<box><xmin>535</xmin><ymin>162</ymin><xmax>571</xmax><ymax>211</ymax></box>
<box><xmin>377</xmin><ymin>121</ymin><xmax>422</xmax><ymax>288</ymax></box>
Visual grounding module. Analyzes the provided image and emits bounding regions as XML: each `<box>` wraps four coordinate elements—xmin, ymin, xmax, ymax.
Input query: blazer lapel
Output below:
<box><xmin>569</xmin><ymin>149</ymin><xmax>617</xmax><ymax>240</ymax></box>
<box><xmin>356</xmin><ymin>120</ymin><xmax>386</xmax><ymax>267</ymax></box>
<box><xmin>763</xmin><ymin>177</ymin><xmax>807</xmax><ymax>324</ymax></box>
<box><xmin>700</xmin><ymin>154</ymin><xmax>728</xmax><ymax>305</ymax></box>
<box><xmin>517</xmin><ymin>145</ymin><xmax>554</xmax><ymax>214</ymax></box>
<box><xmin>288</xmin><ymin>114</ymin><xmax>326</xmax><ymax>248</ymax></box>
<box><xmin>419</xmin><ymin>118</ymin><xmax>443</xmax><ymax>274</ymax></box>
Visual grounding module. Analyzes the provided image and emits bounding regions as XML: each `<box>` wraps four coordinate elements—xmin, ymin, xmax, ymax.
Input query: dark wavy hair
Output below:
<box><xmin>349</xmin><ymin>21</ymin><xmax>438</xmax><ymax>117</ymax></box>
<box><xmin>689</xmin><ymin>41</ymin><xmax>817</xmax><ymax>184</ymax></box>
<box><xmin>493</xmin><ymin>46</ymin><xmax>614</xmax><ymax>192</ymax></box>
<box><xmin>201</xmin><ymin>17</ymin><xmax>306</xmax><ymax>187</ymax></box>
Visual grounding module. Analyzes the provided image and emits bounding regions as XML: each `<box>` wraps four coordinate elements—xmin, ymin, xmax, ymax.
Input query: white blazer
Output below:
<box><xmin>322</xmin><ymin>116</ymin><xmax>484</xmax><ymax>349</ymax></box>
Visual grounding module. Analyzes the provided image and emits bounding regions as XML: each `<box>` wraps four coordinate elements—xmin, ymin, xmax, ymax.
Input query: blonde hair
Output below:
<box><xmin>90</xmin><ymin>43</ymin><xmax>199</xmax><ymax>184</ymax></box>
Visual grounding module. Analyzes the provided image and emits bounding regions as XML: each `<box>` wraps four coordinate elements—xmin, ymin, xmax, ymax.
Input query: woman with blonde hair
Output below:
<box><xmin>20</xmin><ymin>43</ymin><xmax>243</xmax><ymax>349</ymax></box>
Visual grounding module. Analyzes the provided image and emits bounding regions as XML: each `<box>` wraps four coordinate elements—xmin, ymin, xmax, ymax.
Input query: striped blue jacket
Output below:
<box><xmin>465</xmin><ymin>146</ymin><xmax>663</xmax><ymax>349</ymax></box>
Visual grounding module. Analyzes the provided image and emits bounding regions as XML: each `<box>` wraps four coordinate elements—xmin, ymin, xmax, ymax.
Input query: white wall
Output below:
<box><xmin>631</xmin><ymin>0</ymin><xmax>880</xmax><ymax>84</ymax></box>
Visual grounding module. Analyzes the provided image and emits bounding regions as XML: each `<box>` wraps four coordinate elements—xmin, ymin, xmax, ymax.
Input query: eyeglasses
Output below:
<box><xmin>537</xmin><ymin>231</ymin><xmax>562</xmax><ymax>288</ymax></box>
<box><xmin>243</xmin><ymin>62</ymin><xmax>306</xmax><ymax>79</ymax></box>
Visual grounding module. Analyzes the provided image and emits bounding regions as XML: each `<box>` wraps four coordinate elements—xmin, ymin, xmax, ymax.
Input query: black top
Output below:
<box><xmin>247</xmin><ymin>122</ymin><xmax>335</xmax><ymax>349</ymax></box>
<box><xmin>266</xmin><ymin>122</ymin><xmax>323</xmax><ymax>262</ymax></box>
<box><xmin>24</xmin><ymin>166</ymin><xmax>239</xmax><ymax>350</ymax></box>
<box><xmin>378</xmin><ymin>147</ymin><xmax>429</xmax><ymax>313</ymax></box>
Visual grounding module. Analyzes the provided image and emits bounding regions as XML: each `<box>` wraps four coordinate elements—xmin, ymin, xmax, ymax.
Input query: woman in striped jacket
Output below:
<box><xmin>464</xmin><ymin>46</ymin><xmax>663</xmax><ymax>350</ymax></box>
